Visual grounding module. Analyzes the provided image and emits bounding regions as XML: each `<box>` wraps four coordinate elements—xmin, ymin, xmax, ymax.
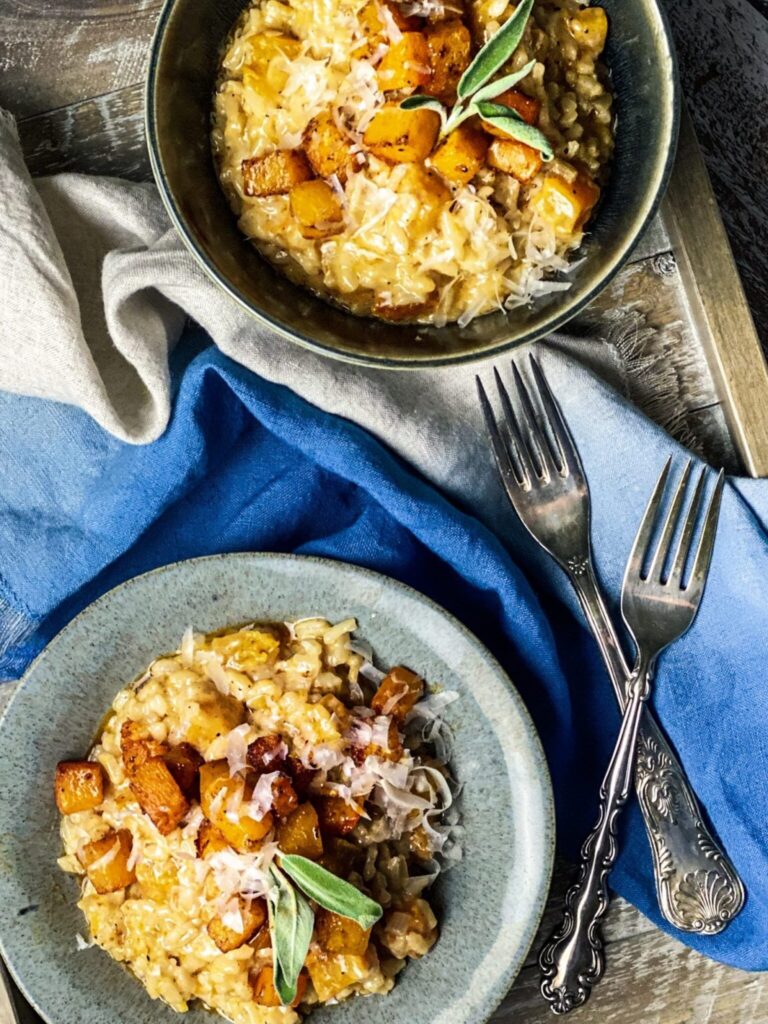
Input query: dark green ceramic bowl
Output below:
<box><xmin>146</xmin><ymin>0</ymin><xmax>679</xmax><ymax>368</ymax></box>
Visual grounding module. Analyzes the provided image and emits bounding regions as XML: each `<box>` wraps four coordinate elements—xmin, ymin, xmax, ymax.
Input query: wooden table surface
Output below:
<box><xmin>1</xmin><ymin>2</ymin><xmax>767</xmax><ymax>1023</ymax></box>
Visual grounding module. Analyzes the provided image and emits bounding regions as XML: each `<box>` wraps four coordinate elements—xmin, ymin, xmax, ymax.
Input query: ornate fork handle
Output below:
<box><xmin>540</xmin><ymin>671</ymin><xmax>649</xmax><ymax>1013</ymax></box>
<box><xmin>572</xmin><ymin>563</ymin><xmax>744</xmax><ymax>934</ymax></box>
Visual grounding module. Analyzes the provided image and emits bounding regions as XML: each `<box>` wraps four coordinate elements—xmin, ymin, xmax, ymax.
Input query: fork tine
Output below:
<box><xmin>528</xmin><ymin>354</ymin><xmax>577</xmax><ymax>476</ymax></box>
<box><xmin>624</xmin><ymin>457</ymin><xmax>672</xmax><ymax>584</ymax></box>
<box><xmin>668</xmin><ymin>467</ymin><xmax>707</xmax><ymax>584</ymax></box>
<box><xmin>493</xmin><ymin>367</ymin><xmax>534</xmax><ymax>484</ymax></box>
<box><xmin>476</xmin><ymin>376</ymin><xmax>528</xmax><ymax>489</ymax></box>
<box><xmin>647</xmin><ymin>459</ymin><xmax>693</xmax><ymax>581</ymax></box>
<box><xmin>510</xmin><ymin>362</ymin><xmax>555</xmax><ymax>480</ymax></box>
<box><xmin>686</xmin><ymin>469</ymin><xmax>724</xmax><ymax>594</ymax></box>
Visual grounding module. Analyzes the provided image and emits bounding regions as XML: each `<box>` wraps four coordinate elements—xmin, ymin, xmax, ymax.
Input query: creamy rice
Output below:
<box><xmin>57</xmin><ymin>620</ymin><xmax>458</xmax><ymax>1023</ymax></box>
<box><xmin>211</xmin><ymin>0</ymin><xmax>614</xmax><ymax>325</ymax></box>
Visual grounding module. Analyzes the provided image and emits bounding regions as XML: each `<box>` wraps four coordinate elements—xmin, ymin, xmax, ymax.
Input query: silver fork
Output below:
<box><xmin>476</xmin><ymin>357</ymin><xmax>744</xmax><ymax>935</ymax></box>
<box><xmin>538</xmin><ymin>458</ymin><xmax>724</xmax><ymax>1012</ymax></box>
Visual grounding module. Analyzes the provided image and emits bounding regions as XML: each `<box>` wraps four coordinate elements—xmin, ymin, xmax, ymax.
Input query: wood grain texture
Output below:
<box><xmin>0</xmin><ymin>2</ymin><xmax>767</xmax><ymax>1021</ymax></box>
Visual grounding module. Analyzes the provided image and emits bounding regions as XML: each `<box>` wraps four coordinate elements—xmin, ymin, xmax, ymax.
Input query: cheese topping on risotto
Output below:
<box><xmin>211</xmin><ymin>0</ymin><xmax>614</xmax><ymax>325</ymax></box>
<box><xmin>56</xmin><ymin>619</ymin><xmax>460</xmax><ymax>1024</ymax></box>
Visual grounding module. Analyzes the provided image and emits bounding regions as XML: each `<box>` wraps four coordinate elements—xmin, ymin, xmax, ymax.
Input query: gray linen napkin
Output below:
<box><xmin>0</xmin><ymin>107</ymin><xmax>672</xmax><ymax>524</ymax></box>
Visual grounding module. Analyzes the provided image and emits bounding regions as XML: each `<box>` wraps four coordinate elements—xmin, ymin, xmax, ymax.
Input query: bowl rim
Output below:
<box><xmin>0</xmin><ymin>551</ymin><xmax>555</xmax><ymax>1024</ymax></box>
<box><xmin>145</xmin><ymin>0</ymin><xmax>680</xmax><ymax>370</ymax></box>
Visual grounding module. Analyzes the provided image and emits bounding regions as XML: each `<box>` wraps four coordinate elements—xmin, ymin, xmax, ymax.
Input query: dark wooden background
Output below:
<box><xmin>1</xmin><ymin>1</ymin><xmax>768</xmax><ymax>1022</ymax></box>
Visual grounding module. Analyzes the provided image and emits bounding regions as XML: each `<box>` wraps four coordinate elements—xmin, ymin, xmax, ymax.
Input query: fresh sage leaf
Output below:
<box><xmin>279</xmin><ymin>854</ymin><xmax>383</xmax><ymax>929</ymax></box>
<box><xmin>268</xmin><ymin>865</ymin><xmax>314</xmax><ymax>1006</ymax></box>
<box><xmin>475</xmin><ymin>101</ymin><xmax>554</xmax><ymax>159</ymax></box>
<box><xmin>458</xmin><ymin>0</ymin><xmax>535</xmax><ymax>99</ymax></box>
<box><xmin>441</xmin><ymin>102</ymin><xmax>477</xmax><ymax>137</ymax></box>
<box><xmin>400</xmin><ymin>94</ymin><xmax>447</xmax><ymax>123</ymax></box>
<box><xmin>470</xmin><ymin>59</ymin><xmax>536</xmax><ymax>105</ymax></box>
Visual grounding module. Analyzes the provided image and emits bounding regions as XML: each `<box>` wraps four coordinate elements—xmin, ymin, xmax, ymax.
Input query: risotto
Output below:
<box><xmin>211</xmin><ymin>0</ymin><xmax>614</xmax><ymax>326</ymax></box>
<box><xmin>55</xmin><ymin>619</ymin><xmax>460</xmax><ymax>1023</ymax></box>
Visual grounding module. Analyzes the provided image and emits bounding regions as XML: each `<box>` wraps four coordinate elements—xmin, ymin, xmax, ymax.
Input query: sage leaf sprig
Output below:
<box><xmin>399</xmin><ymin>0</ymin><xmax>552</xmax><ymax>158</ymax></box>
<box><xmin>268</xmin><ymin>865</ymin><xmax>315</xmax><ymax>1006</ymax></box>
<box><xmin>279</xmin><ymin>854</ymin><xmax>384</xmax><ymax>930</ymax></box>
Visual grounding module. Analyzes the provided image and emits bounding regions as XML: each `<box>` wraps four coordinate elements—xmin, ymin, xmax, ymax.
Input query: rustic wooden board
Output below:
<box><xmin>1</xmin><ymin>1</ymin><xmax>768</xmax><ymax>1021</ymax></box>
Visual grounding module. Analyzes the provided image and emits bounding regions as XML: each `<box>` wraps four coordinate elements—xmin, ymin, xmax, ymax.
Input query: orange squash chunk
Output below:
<box><xmin>78</xmin><ymin>829</ymin><xmax>136</xmax><ymax>894</ymax></box>
<box><xmin>55</xmin><ymin>760</ymin><xmax>107</xmax><ymax>815</ymax></box>
<box><xmin>567</xmin><ymin>7</ymin><xmax>608</xmax><ymax>53</ymax></box>
<box><xmin>208</xmin><ymin>896</ymin><xmax>267</xmax><ymax>952</ymax></box>
<box><xmin>430</xmin><ymin>123</ymin><xmax>489</xmax><ymax>184</ymax></box>
<box><xmin>121</xmin><ymin>720</ymin><xmax>166</xmax><ymax>776</ymax></box>
<box><xmin>488</xmin><ymin>138</ymin><xmax>543</xmax><ymax>182</ymax></box>
<box><xmin>196</xmin><ymin>818</ymin><xmax>231</xmax><ymax>858</ymax></box>
<box><xmin>485</xmin><ymin>88</ymin><xmax>540</xmax><ymax>130</ymax></box>
<box><xmin>129</xmin><ymin>756</ymin><xmax>190</xmax><ymax>835</ymax></box>
<box><xmin>353</xmin><ymin>1</ymin><xmax>420</xmax><ymax>58</ymax></box>
<box><xmin>242</xmin><ymin>150</ymin><xmax>313</xmax><ymax>197</ymax></box>
<box><xmin>164</xmin><ymin>743</ymin><xmax>204</xmax><ymax>799</ymax></box>
<box><xmin>290</xmin><ymin>180</ymin><xmax>345</xmax><ymax>239</ymax></box>
<box><xmin>531</xmin><ymin>173</ymin><xmax>600</xmax><ymax>233</ymax></box>
<box><xmin>315</xmin><ymin>909</ymin><xmax>371</xmax><ymax>955</ymax></box>
<box><xmin>424</xmin><ymin>20</ymin><xmax>472</xmax><ymax>103</ymax></box>
<box><xmin>373</xmin><ymin>299</ymin><xmax>436</xmax><ymax>322</ymax></box>
<box><xmin>378</xmin><ymin>33</ymin><xmax>432</xmax><ymax>93</ymax></box>
<box><xmin>253</xmin><ymin>965</ymin><xmax>308</xmax><ymax>1007</ymax></box>
<box><xmin>317</xmin><ymin>796</ymin><xmax>362</xmax><ymax>837</ymax></box>
<box><xmin>302</xmin><ymin>110</ymin><xmax>355</xmax><ymax>183</ymax></box>
<box><xmin>200</xmin><ymin>760</ymin><xmax>274</xmax><ymax>852</ymax></box>
<box><xmin>305</xmin><ymin>950</ymin><xmax>373</xmax><ymax>1001</ymax></box>
<box><xmin>371</xmin><ymin>665</ymin><xmax>424</xmax><ymax>721</ymax></box>
<box><xmin>277</xmin><ymin>802</ymin><xmax>324</xmax><ymax>859</ymax></box>
<box><xmin>363</xmin><ymin>106</ymin><xmax>440</xmax><ymax>163</ymax></box>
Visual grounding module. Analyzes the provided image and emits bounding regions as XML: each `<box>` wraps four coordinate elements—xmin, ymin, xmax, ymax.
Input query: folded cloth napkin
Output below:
<box><xmin>2</xmin><ymin>108</ymin><xmax>768</xmax><ymax>972</ymax></box>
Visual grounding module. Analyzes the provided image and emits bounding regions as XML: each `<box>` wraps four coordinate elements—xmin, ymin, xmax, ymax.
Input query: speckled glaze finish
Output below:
<box><xmin>0</xmin><ymin>554</ymin><xmax>554</xmax><ymax>1024</ymax></box>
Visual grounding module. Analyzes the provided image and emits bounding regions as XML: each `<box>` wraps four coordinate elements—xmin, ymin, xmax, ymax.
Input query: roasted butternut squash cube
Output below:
<box><xmin>371</xmin><ymin>665</ymin><xmax>424</xmax><ymax>721</ymax></box>
<box><xmin>129</xmin><ymin>757</ymin><xmax>190</xmax><ymax>835</ymax></box>
<box><xmin>289</xmin><ymin>180</ymin><xmax>345</xmax><ymax>239</ymax></box>
<box><xmin>200</xmin><ymin>760</ymin><xmax>274</xmax><ymax>852</ymax></box>
<box><xmin>185</xmin><ymin>685</ymin><xmax>246</xmax><ymax>752</ymax></box>
<box><xmin>121</xmin><ymin>720</ymin><xmax>167</xmax><ymax>776</ymax></box>
<box><xmin>315</xmin><ymin>909</ymin><xmax>371</xmax><ymax>955</ymax></box>
<box><xmin>568</xmin><ymin>7</ymin><xmax>608</xmax><ymax>53</ymax></box>
<box><xmin>196</xmin><ymin>818</ymin><xmax>231</xmax><ymax>858</ymax></box>
<box><xmin>277</xmin><ymin>802</ymin><xmax>324</xmax><ymax>858</ymax></box>
<box><xmin>486</xmin><ymin>88</ymin><xmax>540</xmax><ymax>129</ymax></box>
<box><xmin>305</xmin><ymin>950</ymin><xmax>373</xmax><ymax>1001</ymax></box>
<box><xmin>429</xmin><ymin>123</ymin><xmax>489</xmax><ymax>184</ymax></box>
<box><xmin>317</xmin><ymin>796</ymin><xmax>362</xmax><ymax>837</ymax></box>
<box><xmin>353</xmin><ymin>1</ymin><xmax>420</xmax><ymax>58</ymax></box>
<box><xmin>378</xmin><ymin>33</ymin><xmax>432</xmax><ymax>93</ymax></box>
<box><xmin>531</xmin><ymin>173</ymin><xmax>600</xmax><ymax>233</ymax></box>
<box><xmin>253</xmin><ymin>965</ymin><xmax>308</xmax><ymax>1007</ymax></box>
<box><xmin>55</xmin><ymin>760</ymin><xmax>107</xmax><ymax>815</ymax></box>
<box><xmin>397</xmin><ymin>162</ymin><xmax>451</xmax><ymax>233</ymax></box>
<box><xmin>242</xmin><ymin>35</ymin><xmax>302</xmax><ymax>100</ymax></box>
<box><xmin>286</xmin><ymin>756</ymin><xmax>316</xmax><ymax>795</ymax></box>
<box><xmin>247</xmin><ymin>734</ymin><xmax>288</xmax><ymax>774</ymax></box>
<box><xmin>78</xmin><ymin>829</ymin><xmax>136</xmax><ymax>894</ymax></box>
<box><xmin>488</xmin><ymin>137</ymin><xmax>543</xmax><ymax>182</ymax></box>
<box><xmin>302</xmin><ymin>110</ymin><xmax>355</xmax><ymax>183</ymax></box>
<box><xmin>242</xmin><ymin>150</ymin><xmax>313</xmax><ymax>198</ymax></box>
<box><xmin>363</xmin><ymin>106</ymin><xmax>440</xmax><ymax>163</ymax></box>
<box><xmin>164</xmin><ymin>743</ymin><xmax>204</xmax><ymax>798</ymax></box>
<box><xmin>208</xmin><ymin>896</ymin><xmax>267</xmax><ymax>952</ymax></box>
<box><xmin>424</xmin><ymin>20</ymin><xmax>472</xmax><ymax>103</ymax></box>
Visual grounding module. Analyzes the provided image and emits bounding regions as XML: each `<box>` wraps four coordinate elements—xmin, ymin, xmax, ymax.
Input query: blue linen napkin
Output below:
<box><xmin>1</xmin><ymin>328</ymin><xmax>767</xmax><ymax>971</ymax></box>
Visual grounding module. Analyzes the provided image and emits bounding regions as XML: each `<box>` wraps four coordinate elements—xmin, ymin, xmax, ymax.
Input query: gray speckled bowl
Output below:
<box><xmin>0</xmin><ymin>554</ymin><xmax>554</xmax><ymax>1024</ymax></box>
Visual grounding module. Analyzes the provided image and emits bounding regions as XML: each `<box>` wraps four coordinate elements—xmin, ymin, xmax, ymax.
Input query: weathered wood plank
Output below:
<box><xmin>0</xmin><ymin>1</ymin><xmax>159</xmax><ymax>119</ymax></box>
<box><xmin>16</xmin><ymin>84</ymin><xmax>149</xmax><ymax>181</ymax></box>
